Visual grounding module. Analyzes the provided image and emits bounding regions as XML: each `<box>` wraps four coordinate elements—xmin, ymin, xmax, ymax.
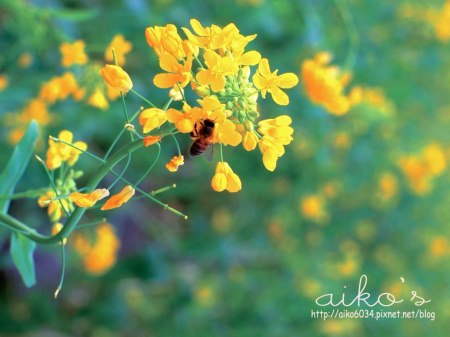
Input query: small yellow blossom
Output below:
<box><xmin>38</xmin><ymin>191</ymin><xmax>72</xmax><ymax>223</ymax></box>
<box><xmin>166</xmin><ymin>155</ymin><xmax>184</xmax><ymax>172</ymax></box>
<box><xmin>211</xmin><ymin>161</ymin><xmax>242</xmax><ymax>192</ymax></box>
<box><xmin>73</xmin><ymin>223</ymin><xmax>120</xmax><ymax>275</ymax></box>
<box><xmin>253</xmin><ymin>58</ymin><xmax>298</xmax><ymax>105</ymax></box>
<box><xmin>46</xmin><ymin>130</ymin><xmax>88</xmax><ymax>170</ymax></box>
<box><xmin>154</xmin><ymin>53</ymin><xmax>193</xmax><ymax>89</ymax></box>
<box><xmin>143</xmin><ymin>135</ymin><xmax>161</xmax><ymax>147</ymax></box>
<box><xmin>0</xmin><ymin>74</ymin><xmax>8</xmax><ymax>91</ymax></box>
<box><xmin>104</xmin><ymin>34</ymin><xmax>133</xmax><ymax>66</ymax></box>
<box><xmin>430</xmin><ymin>236</ymin><xmax>449</xmax><ymax>258</ymax></box>
<box><xmin>145</xmin><ymin>24</ymin><xmax>191</xmax><ymax>60</ymax></box>
<box><xmin>60</xmin><ymin>40</ymin><xmax>88</xmax><ymax>67</ymax></box>
<box><xmin>100</xmin><ymin>64</ymin><xmax>133</xmax><ymax>93</ymax></box>
<box><xmin>69</xmin><ymin>189</ymin><xmax>110</xmax><ymax>208</ymax></box>
<box><xmin>101</xmin><ymin>185</ymin><xmax>135</xmax><ymax>211</ymax></box>
<box><xmin>257</xmin><ymin>115</ymin><xmax>293</xmax><ymax>171</ymax></box>
<box><xmin>139</xmin><ymin>108</ymin><xmax>168</xmax><ymax>133</ymax></box>
<box><xmin>196</xmin><ymin>50</ymin><xmax>236</xmax><ymax>92</ymax></box>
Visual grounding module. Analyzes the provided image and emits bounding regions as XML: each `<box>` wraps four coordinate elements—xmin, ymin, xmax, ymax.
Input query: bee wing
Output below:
<box><xmin>205</xmin><ymin>143</ymin><xmax>214</xmax><ymax>162</ymax></box>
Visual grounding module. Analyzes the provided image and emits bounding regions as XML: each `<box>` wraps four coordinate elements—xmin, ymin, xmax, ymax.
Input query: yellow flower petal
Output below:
<box><xmin>101</xmin><ymin>185</ymin><xmax>135</xmax><ymax>211</ymax></box>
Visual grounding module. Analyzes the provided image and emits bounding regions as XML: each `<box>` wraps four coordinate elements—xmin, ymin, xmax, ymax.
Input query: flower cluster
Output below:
<box><xmin>399</xmin><ymin>1</ymin><xmax>450</xmax><ymax>42</ymax></box>
<box><xmin>301</xmin><ymin>52</ymin><xmax>361</xmax><ymax>115</ymax></box>
<box><xmin>130</xmin><ymin>19</ymin><xmax>299</xmax><ymax>192</ymax></box>
<box><xmin>38</xmin><ymin>130</ymin><xmax>135</xmax><ymax>226</ymax></box>
<box><xmin>2</xmin><ymin>35</ymin><xmax>133</xmax><ymax>145</ymax></box>
<box><xmin>398</xmin><ymin>143</ymin><xmax>447</xmax><ymax>195</ymax></box>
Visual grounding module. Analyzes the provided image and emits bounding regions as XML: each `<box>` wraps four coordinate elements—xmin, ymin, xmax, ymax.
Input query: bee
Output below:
<box><xmin>190</xmin><ymin>118</ymin><xmax>215</xmax><ymax>156</ymax></box>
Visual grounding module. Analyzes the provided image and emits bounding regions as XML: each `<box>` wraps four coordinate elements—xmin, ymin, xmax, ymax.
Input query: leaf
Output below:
<box><xmin>10</xmin><ymin>232</ymin><xmax>36</xmax><ymax>288</ymax></box>
<box><xmin>0</xmin><ymin>121</ymin><xmax>38</xmax><ymax>288</ymax></box>
<box><xmin>0</xmin><ymin>120</ymin><xmax>39</xmax><ymax>213</ymax></box>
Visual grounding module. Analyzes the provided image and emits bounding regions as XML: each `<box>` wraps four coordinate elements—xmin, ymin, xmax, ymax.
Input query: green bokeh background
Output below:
<box><xmin>0</xmin><ymin>0</ymin><xmax>449</xmax><ymax>336</ymax></box>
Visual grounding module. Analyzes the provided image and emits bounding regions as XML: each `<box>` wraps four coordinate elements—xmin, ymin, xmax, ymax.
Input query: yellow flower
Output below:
<box><xmin>143</xmin><ymin>135</ymin><xmax>161</xmax><ymax>147</ymax></box>
<box><xmin>139</xmin><ymin>108</ymin><xmax>168</xmax><ymax>133</ymax></box>
<box><xmin>0</xmin><ymin>74</ymin><xmax>8</xmax><ymax>91</ymax></box>
<box><xmin>104</xmin><ymin>34</ymin><xmax>133</xmax><ymax>66</ymax></box>
<box><xmin>38</xmin><ymin>191</ymin><xmax>72</xmax><ymax>223</ymax></box>
<box><xmin>166</xmin><ymin>155</ymin><xmax>184</xmax><ymax>172</ymax></box>
<box><xmin>145</xmin><ymin>24</ymin><xmax>193</xmax><ymax>60</ymax></box>
<box><xmin>21</xmin><ymin>98</ymin><xmax>52</xmax><ymax>125</ymax></box>
<box><xmin>166</xmin><ymin>103</ymin><xmax>204</xmax><ymax>133</ymax></box>
<box><xmin>46</xmin><ymin>130</ymin><xmax>88</xmax><ymax>170</ymax></box>
<box><xmin>211</xmin><ymin>161</ymin><xmax>242</xmax><ymax>192</ymax></box>
<box><xmin>153</xmin><ymin>53</ymin><xmax>193</xmax><ymax>89</ymax></box>
<box><xmin>39</xmin><ymin>72</ymin><xmax>80</xmax><ymax>103</ymax></box>
<box><xmin>301</xmin><ymin>52</ymin><xmax>358</xmax><ymax>115</ymax></box>
<box><xmin>60</xmin><ymin>40</ymin><xmax>88</xmax><ymax>67</ymax></box>
<box><xmin>253</xmin><ymin>58</ymin><xmax>298</xmax><ymax>105</ymax></box>
<box><xmin>196</xmin><ymin>50</ymin><xmax>236</xmax><ymax>92</ymax></box>
<box><xmin>100</xmin><ymin>64</ymin><xmax>133</xmax><ymax>93</ymax></box>
<box><xmin>257</xmin><ymin>115</ymin><xmax>293</xmax><ymax>171</ymax></box>
<box><xmin>69</xmin><ymin>189</ymin><xmax>110</xmax><ymax>208</ymax></box>
<box><xmin>52</xmin><ymin>223</ymin><xmax>67</xmax><ymax>245</ymax></box>
<box><xmin>87</xmin><ymin>87</ymin><xmax>109</xmax><ymax>110</ymax></box>
<box><xmin>101</xmin><ymin>185</ymin><xmax>135</xmax><ymax>211</ymax></box>
<box><xmin>73</xmin><ymin>223</ymin><xmax>120</xmax><ymax>275</ymax></box>
<box><xmin>434</xmin><ymin>0</ymin><xmax>450</xmax><ymax>42</ymax></box>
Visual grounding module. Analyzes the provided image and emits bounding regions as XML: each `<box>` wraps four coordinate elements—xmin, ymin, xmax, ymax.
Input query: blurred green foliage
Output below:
<box><xmin>0</xmin><ymin>0</ymin><xmax>449</xmax><ymax>336</ymax></box>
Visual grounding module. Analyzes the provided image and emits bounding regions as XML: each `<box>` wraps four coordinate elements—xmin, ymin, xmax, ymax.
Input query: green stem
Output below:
<box><xmin>0</xmin><ymin>139</ymin><xmax>145</xmax><ymax>244</ymax></box>
<box><xmin>130</xmin><ymin>89</ymin><xmax>156</xmax><ymax>108</ymax></box>
<box><xmin>334</xmin><ymin>0</ymin><xmax>359</xmax><ymax>70</ymax></box>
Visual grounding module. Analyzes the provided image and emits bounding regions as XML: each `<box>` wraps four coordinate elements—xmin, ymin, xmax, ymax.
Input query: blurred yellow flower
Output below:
<box><xmin>165</xmin><ymin>155</ymin><xmax>184</xmax><ymax>172</ymax></box>
<box><xmin>211</xmin><ymin>161</ymin><xmax>242</xmax><ymax>192</ymax></box>
<box><xmin>430</xmin><ymin>236</ymin><xmax>449</xmax><ymax>258</ymax></box>
<box><xmin>73</xmin><ymin>223</ymin><xmax>120</xmax><ymax>275</ymax></box>
<box><xmin>104</xmin><ymin>34</ymin><xmax>133</xmax><ymax>66</ymax></box>
<box><xmin>46</xmin><ymin>130</ymin><xmax>87</xmax><ymax>170</ymax></box>
<box><xmin>101</xmin><ymin>185</ymin><xmax>135</xmax><ymax>211</ymax></box>
<box><xmin>302</xmin><ymin>52</ymin><xmax>360</xmax><ymax>115</ymax></box>
<box><xmin>87</xmin><ymin>87</ymin><xmax>109</xmax><ymax>110</ymax></box>
<box><xmin>100</xmin><ymin>64</ymin><xmax>133</xmax><ymax>93</ymax></box>
<box><xmin>0</xmin><ymin>74</ymin><xmax>8</xmax><ymax>91</ymax></box>
<box><xmin>253</xmin><ymin>58</ymin><xmax>298</xmax><ymax>105</ymax></box>
<box><xmin>69</xmin><ymin>189</ymin><xmax>110</xmax><ymax>208</ymax></box>
<box><xmin>300</xmin><ymin>194</ymin><xmax>327</xmax><ymax>223</ymax></box>
<box><xmin>398</xmin><ymin>143</ymin><xmax>447</xmax><ymax>195</ymax></box>
<box><xmin>60</xmin><ymin>40</ymin><xmax>88</xmax><ymax>67</ymax></box>
<box><xmin>377</xmin><ymin>172</ymin><xmax>398</xmax><ymax>201</ymax></box>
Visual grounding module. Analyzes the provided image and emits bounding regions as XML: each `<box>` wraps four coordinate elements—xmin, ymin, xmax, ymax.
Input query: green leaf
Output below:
<box><xmin>10</xmin><ymin>232</ymin><xmax>36</xmax><ymax>288</ymax></box>
<box><xmin>0</xmin><ymin>120</ymin><xmax>39</xmax><ymax>213</ymax></box>
<box><xmin>0</xmin><ymin>121</ymin><xmax>38</xmax><ymax>288</ymax></box>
